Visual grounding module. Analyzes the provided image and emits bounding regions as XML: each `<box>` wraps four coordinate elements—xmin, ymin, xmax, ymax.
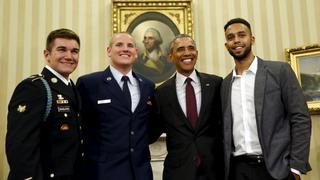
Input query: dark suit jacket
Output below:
<box><xmin>6</xmin><ymin>68</ymin><xmax>83</xmax><ymax>180</ymax></box>
<box><xmin>149</xmin><ymin>71</ymin><xmax>224</xmax><ymax>180</ymax></box>
<box><xmin>221</xmin><ymin>57</ymin><xmax>312</xmax><ymax>180</ymax></box>
<box><xmin>76</xmin><ymin>66</ymin><xmax>155</xmax><ymax>180</ymax></box>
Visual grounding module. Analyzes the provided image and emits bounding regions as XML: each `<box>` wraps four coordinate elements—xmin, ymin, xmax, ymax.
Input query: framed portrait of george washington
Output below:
<box><xmin>286</xmin><ymin>44</ymin><xmax>320</xmax><ymax>114</ymax></box>
<box><xmin>112</xmin><ymin>0</ymin><xmax>193</xmax><ymax>85</ymax></box>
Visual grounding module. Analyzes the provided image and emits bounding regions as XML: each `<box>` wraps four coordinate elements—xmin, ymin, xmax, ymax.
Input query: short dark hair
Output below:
<box><xmin>46</xmin><ymin>28</ymin><xmax>80</xmax><ymax>51</ymax></box>
<box><xmin>168</xmin><ymin>34</ymin><xmax>196</xmax><ymax>53</ymax></box>
<box><xmin>224</xmin><ymin>18</ymin><xmax>251</xmax><ymax>32</ymax></box>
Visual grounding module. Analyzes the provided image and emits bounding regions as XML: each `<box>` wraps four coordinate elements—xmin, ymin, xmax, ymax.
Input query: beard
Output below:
<box><xmin>228</xmin><ymin>45</ymin><xmax>252</xmax><ymax>61</ymax></box>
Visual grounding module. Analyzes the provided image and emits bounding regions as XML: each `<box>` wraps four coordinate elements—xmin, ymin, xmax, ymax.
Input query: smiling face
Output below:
<box><xmin>168</xmin><ymin>37</ymin><xmax>198</xmax><ymax>76</ymax></box>
<box><xmin>107</xmin><ymin>33</ymin><xmax>138</xmax><ymax>73</ymax></box>
<box><xmin>224</xmin><ymin>23</ymin><xmax>255</xmax><ymax>61</ymax></box>
<box><xmin>44</xmin><ymin>38</ymin><xmax>80</xmax><ymax>78</ymax></box>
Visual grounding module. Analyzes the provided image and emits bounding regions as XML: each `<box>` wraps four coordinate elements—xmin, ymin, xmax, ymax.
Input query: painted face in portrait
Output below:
<box><xmin>107</xmin><ymin>33</ymin><xmax>138</xmax><ymax>69</ymax></box>
<box><xmin>169</xmin><ymin>37</ymin><xmax>198</xmax><ymax>76</ymax></box>
<box><xmin>224</xmin><ymin>23</ymin><xmax>255</xmax><ymax>61</ymax></box>
<box><xmin>143</xmin><ymin>31</ymin><xmax>158</xmax><ymax>52</ymax></box>
<box><xmin>44</xmin><ymin>38</ymin><xmax>80</xmax><ymax>78</ymax></box>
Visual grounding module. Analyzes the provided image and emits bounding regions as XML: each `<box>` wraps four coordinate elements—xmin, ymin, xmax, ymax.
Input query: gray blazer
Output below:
<box><xmin>221</xmin><ymin>57</ymin><xmax>312</xmax><ymax>179</ymax></box>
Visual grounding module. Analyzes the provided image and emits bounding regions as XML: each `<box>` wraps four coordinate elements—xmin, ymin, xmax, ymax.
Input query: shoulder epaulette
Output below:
<box><xmin>29</xmin><ymin>74</ymin><xmax>44</xmax><ymax>82</ymax></box>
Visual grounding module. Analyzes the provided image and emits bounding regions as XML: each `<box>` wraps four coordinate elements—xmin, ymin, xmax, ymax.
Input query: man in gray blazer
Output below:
<box><xmin>221</xmin><ymin>18</ymin><xmax>311</xmax><ymax>180</ymax></box>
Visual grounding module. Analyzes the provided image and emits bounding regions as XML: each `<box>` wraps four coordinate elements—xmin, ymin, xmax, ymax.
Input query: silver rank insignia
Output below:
<box><xmin>17</xmin><ymin>104</ymin><xmax>26</xmax><ymax>113</ymax></box>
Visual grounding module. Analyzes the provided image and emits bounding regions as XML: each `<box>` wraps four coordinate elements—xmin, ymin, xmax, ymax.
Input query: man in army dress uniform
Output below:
<box><xmin>6</xmin><ymin>28</ymin><xmax>84</xmax><ymax>180</ymax></box>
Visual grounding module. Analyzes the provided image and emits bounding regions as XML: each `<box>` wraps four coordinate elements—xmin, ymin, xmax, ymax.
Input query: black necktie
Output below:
<box><xmin>185</xmin><ymin>78</ymin><xmax>198</xmax><ymax>129</ymax></box>
<box><xmin>121</xmin><ymin>76</ymin><xmax>131</xmax><ymax>109</ymax></box>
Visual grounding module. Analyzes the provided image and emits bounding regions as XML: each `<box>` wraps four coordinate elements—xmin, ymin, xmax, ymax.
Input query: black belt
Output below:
<box><xmin>232</xmin><ymin>155</ymin><xmax>264</xmax><ymax>164</ymax></box>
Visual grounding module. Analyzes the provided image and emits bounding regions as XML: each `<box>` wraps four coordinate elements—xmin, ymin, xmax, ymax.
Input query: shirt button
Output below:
<box><xmin>81</xmin><ymin>139</ymin><xmax>84</xmax><ymax>144</ymax></box>
<box><xmin>130</xmin><ymin>131</ymin><xmax>134</xmax><ymax>135</ymax></box>
<box><xmin>78</xmin><ymin>113</ymin><xmax>80</xmax><ymax>117</ymax></box>
<box><xmin>130</xmin><ymin>148</ymin><xmax>134</xmax><ymax>152</ymax></box>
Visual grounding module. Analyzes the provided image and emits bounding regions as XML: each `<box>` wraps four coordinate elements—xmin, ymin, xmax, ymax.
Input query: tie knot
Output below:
<box><xmin>122</xmin><ymin>76</ymin><xmax>130</xmax><ymax>82</ymax></box>
<box><xmin>185</xmin><ymin>77</ymin><xmax>192</xmax><ymax>84</ymax></box>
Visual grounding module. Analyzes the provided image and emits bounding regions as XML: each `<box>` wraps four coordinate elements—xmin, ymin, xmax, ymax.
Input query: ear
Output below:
<box><xmin>43</xmin><ymin>49</ymin><xmax>50</xmax><ymax>62</ymax></box>
<box><xmin>167</xmin><ymin>52</ymin><xmax>173</xmax><ymax>63</ymax></box>
<box><xmin>135</xmin><ymin>48</ymin><xmax>138</xmax><ymax>59</ymax></box>
<box><xmin>251</xmin><ymin>36</ymin><xmax>255</xmax><ymax>45</ymax></box>
<box><xmin>106</xmin><ymin>47</ymin><xmax>111</xmax><ymax>57</ymax></box>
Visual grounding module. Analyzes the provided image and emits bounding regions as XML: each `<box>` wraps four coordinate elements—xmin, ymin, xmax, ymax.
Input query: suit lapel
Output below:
<box><xmin>165</xmin><ymin>75</ymin><xmax>194</xmax><ymax>130</ymax></box>
<box><xmin>103</xmin><ymin>67</ymin><xmax>131</xmax><ymax>110</ymax></box>
<box><xmin>133</xmin><ymin>72</ymin><xmax>149</xmax><ymax>113</ymax></box>
<box><xmin>197</xmin><ymin>73</ymin><xmax>211</xmax><ymax>129</ymax></box>
<box><xmin>70</xmin><ymin>80</ymin><xmax>81</xmax><ymax>111</ymax></box>
<box><xmin>169</xmin><ymin>75</ymin><xmax>196</xmax><ymax>131</ymax></box>
<box><xmin>222</xmin><ymin>72</ymin><xmax>233</xmax><ymax>141</ymax></box>
<box><xmin>254</xmin><ymin>58</ymin><xmax>266</xmax><ymax>127</ymax></box>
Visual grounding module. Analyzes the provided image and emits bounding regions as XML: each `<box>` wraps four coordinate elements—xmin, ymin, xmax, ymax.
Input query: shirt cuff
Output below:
<box><xmin>291</xmin><ymin>168</ymin><xmax>301</xmax><ymax>176</ymax></box>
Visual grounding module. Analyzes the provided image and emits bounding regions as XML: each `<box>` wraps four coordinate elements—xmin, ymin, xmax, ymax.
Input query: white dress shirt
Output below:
<box><xmin>176</xmin><ymin>70</ymin><xmax>201</xmax><ymax>116</ymax></box>
<box><xmin>110</xmin><ymin>65</ymin><xmax>140</xmax><ymax>112</ymax></box>
<box><xmin>45</xmin><ymin>65</ymin><xmax>71</xmax><ymax>86</ymax></box>
<box><xmin>231</xmin><ymin>57</ymin><xmax>262</xmax><ymax>156</ymax></box>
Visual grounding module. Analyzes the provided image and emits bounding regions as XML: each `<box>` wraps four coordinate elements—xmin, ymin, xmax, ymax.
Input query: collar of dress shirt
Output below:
<box><xmin>232</xmin><ymin>56</ymin><xmax>258</xmax><ymax>78</ymax></box>
<box><xmin>45</xmin><ymin>65</ymin><xmax>70</xmax><ymax>85</ymax></box>
<box><xmin>110</xmin><ymin>65</ymin><xmax>136</xmax><ymax>86</ymax></box>
<box><xmin>176</xmin><ymin>69</ymin><xmax>199</xmax><ymax>86</ymax></box>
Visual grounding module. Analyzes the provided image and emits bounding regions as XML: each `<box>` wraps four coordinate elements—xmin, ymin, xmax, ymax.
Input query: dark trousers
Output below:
<box><xmin>196</xmin><ymin>162</ymin><xmax>210</xmax><ymax>180</ymax></box>
<box><xmin>229</xmin><ymin>155</ymin><xmax>295</xmax><ymax>180</ymax></box>
<box><xmin>50</xmin><ymin>175</ymin><xmax>73</xmax><ymax>180</ymax></box>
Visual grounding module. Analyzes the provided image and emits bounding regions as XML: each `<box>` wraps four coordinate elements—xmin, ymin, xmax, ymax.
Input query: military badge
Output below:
<box><xmin>56</xmin><ymin>99</ymin><xmax>69</xmax><ymax>104</ymax></box>
<box><xmin>17</xmin><ymin>104</ymin><xmax>26</xmax><ymax>113</ymax></box>
<box><xmin>60</xmin><ymin>124</ymin><xmax>70</xmax><ymax>131</ymax></box>
<box><xmin>56</xmin><ymin>94</ymin><xmax>68</xmax><ymax>104</ymax></box>
<box><xmin>57</xmin><ymin>94</ymin><xmax>64</xmax><ymax>99</ymax></box>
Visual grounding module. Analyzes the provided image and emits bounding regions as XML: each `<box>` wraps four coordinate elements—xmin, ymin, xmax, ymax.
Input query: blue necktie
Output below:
<box><xmin>121</xmin><ymin>76</ymin><xmax>131</xmax><ymax>109</ymax></box>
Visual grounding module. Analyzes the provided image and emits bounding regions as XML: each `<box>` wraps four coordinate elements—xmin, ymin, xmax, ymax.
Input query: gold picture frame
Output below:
<box><xmin>112</xmin><ymin>0</ymin><xmax>193</xmax><ymax>85</ymax></box>
<box><xmin>285</xmin><ymin>44</ymin><xmax>320</xmax><ymax>114</ymax></box>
